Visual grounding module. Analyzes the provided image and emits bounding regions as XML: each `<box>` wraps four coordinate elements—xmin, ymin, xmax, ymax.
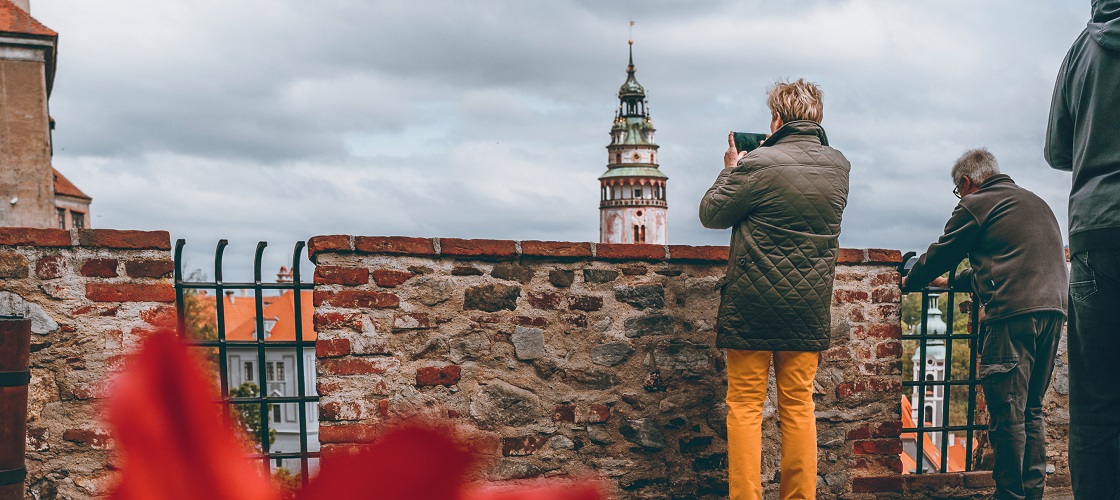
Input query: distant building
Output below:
<box><xmin>599</xmin><ymin>39</ymin><xmax>667</xmax><ymax>244</ymax></box>
<box><xmin>194</xmin><ymin>268</ymin><xmax>318</xmax><ymax>474</ymax></box>
<box><xmin>1</xmin><ymin>0</ymin><xmax>92</xmax><ymax>229</ymax></box>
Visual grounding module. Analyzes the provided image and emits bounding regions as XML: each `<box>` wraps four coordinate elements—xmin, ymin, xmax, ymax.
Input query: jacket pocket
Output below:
<box><xmin>978</xmin><ymin>325</ymin><xmax>1019</xmax><ymax>379</ymax></box>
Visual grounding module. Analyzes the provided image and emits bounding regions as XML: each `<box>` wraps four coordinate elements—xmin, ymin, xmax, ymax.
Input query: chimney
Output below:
<box><xmin>225</xmin><ymin>290</ymin><xmax>235</xmax><ymax>304</ymax></box>
<box><xmin>10</xmin><ymin>0</ymin><xmax>30</xmax><ymax>13</ymax></box>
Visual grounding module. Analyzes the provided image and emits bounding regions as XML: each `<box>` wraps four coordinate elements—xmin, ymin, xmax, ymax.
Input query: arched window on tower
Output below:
<box><xmin>615</xmin><ymin>153</ymin><xmax>621</xmax><ymax>164</ymax></box>
<box><xmin>633</xmin><ymin>225</ymin><xmax>646</xmax><ymax>243</ymax></box>
<box><xmin>651</xmin><ymin>153</ymin><xmax>655</xmax><ymax>163</ymax></box>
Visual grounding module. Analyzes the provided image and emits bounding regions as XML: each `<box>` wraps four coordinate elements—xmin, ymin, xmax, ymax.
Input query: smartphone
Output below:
<box><xmin>732</xmin><ymin>132</ymin><xmax>768</xmax><ymax>153</ymax></box>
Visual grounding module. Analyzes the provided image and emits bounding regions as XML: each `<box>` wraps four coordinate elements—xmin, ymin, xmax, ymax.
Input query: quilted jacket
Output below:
<box><xmin>699</xmin><ymin>120</ymin><xmax>850</xmax><ymax>351</ymax></box>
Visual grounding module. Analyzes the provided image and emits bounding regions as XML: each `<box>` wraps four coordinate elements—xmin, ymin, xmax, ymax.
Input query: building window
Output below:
<box><xmin>57</xmin><ymin>209</ymin><xmax>66</xmax><ymax>229</ymax></box>
<box><xmin>633</xmin><ymin>225</ymin><xmax>646</xmax><ymax>243</ymax></box>
<box><xmin>615</xmin><ymin>153</ymin><xmax>621</xmax><ymax>164</ymax></box>
<box><xmin>72</xmin><ymin>212</ymin><xmax>85</xmax><ymax>229</ymax></box>
<box><xmin>633</xmin><ymin>188</ymin><xmax>642</xmax><ymax>198</ymax></box>
<box><xmin>272</xmin><ymin>404</ymin><xmax>281</xmax><ymax>423</ymax></box>
<box><xmin>244</xmin><ymin>362</ymin><xmax>254</xmax><ymax>382</ymax></box>
<box><xmin>651</xmin><ymin>153</ymin><xmax>655</xmax><ymax>163</ymax></box>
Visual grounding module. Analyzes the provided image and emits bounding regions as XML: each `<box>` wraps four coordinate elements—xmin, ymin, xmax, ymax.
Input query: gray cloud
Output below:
<box><xmin>36</xmin><ymin>0</ymin><xmax>1092</xmax><ymax>279</ymax></box>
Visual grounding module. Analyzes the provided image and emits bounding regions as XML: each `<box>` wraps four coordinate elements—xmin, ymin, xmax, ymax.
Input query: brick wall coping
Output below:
<box><xmin>0</xmin><ymin>228</ymin><xmax>171</xmax><ymax>250</ymax></box>
<box><xmin>308</xmin><ymin>235</ymin><xmax>902</xmax><ymax>265</ymax></box>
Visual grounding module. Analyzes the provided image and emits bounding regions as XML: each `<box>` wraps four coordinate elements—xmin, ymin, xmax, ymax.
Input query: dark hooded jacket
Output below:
<box><xmin>1045</xmin><ymin>0</ymin><xmax>1120</xmax><ymax>252</ymax></box>
<box><xmin>699</xmin><ymin>121</ymin><xmax>850</xmax><ymax>351</ymax></box>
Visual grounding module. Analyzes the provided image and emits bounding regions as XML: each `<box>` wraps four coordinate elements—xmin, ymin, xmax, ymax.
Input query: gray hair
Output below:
<box><xmin>951</xmin><ymin>148</ymin><xmax>1000</xmax><ymax>185</ymax></box>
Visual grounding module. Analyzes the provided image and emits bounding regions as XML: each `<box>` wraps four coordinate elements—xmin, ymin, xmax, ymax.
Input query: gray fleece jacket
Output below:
<box><xmin>1045</xmin><ymin>0</ymin><xmax>1120</xmax><ymax>252</ymax></box>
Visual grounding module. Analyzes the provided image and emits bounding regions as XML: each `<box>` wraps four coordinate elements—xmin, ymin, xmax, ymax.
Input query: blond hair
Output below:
<box><xmin>767</xmin><ymin>79</ymin><xmax>824</xmax><ymax>124</ymax></box>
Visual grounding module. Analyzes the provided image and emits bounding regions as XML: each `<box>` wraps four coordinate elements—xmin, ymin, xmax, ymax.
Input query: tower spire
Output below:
<box><xmin>628</xmin><ymin>21</ymin><xmax>635</xmax><ymax>73</ymax></box>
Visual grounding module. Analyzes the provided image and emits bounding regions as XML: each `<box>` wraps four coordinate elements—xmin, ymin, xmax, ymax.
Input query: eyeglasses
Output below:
<box><xmin>953</xmin><ymin>178</ymin><xmax>966</xmax><ymax>199</ymax></box>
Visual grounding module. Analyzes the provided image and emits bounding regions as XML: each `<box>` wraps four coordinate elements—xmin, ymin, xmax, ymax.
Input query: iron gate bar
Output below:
<box><xmin>898</xmin><ymin>254</ymin><xmax>988</xmax><ymax>474</ymax></box>
<box><xmin>174</xmin><ymin>239</ymin><xmax>319</xmax><ymax>486</ymax></box>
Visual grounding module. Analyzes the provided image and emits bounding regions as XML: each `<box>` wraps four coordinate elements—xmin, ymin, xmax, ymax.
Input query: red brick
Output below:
<box><xmin>849</xmin><ymin>308</ymin><xmax>866</xmax><ymax>322</ymax></box>
<box><xmin>876</xmin><ymin>341</ymin><xmax>902</xmax><ymax>358</ymax></box>
<box><xmin>439</xmin><ymin>238</ymin><xmax>517</xmax><ymax>259</ymax></box>
<box><xmin>415</xmin><ymin>365</ymin><xmax>461</xmax><ymax>386</ymax></box>
<box><xmin>316</xmin><ymin>338</ymin><xmax>351</xmax><ymax>358</ymax></box>
<box><xmin>80</xmin><ymin>258</ymin><xmax>118</xmax><ymax>277</ymax></box>
<box><xmin>63</xmin><ymin>428</ymin><xmax>111</xmax><ymax>449</ymax></box>
<box><xmin>140</xmin><ymin>305</ymin><xmax>177</xmax><ymax>328</ymax></box>
<box><xmin>667</xmin><ymin>245</ymin><xmax>729</xmax><ymax>262</ymax></box>
<box><xmin>124</xmin><ymin>259</ymin><xmax>174</xmax><ymax>278</ymax></box>
<box><xmin>307</xmin><ymin>235</ymin><xmax>353</xmax><ymax>260</ymax></box>
<box><xmin>86</xmin><ymin>283</ymin><xmax>175</xmax><ymax>303</ymax></box>
<box><xmin>35</xmin><ymin>254</ymin><xmax>66</xmax><ymax>279</ymax></box>
<box><xmin>501</xmin><ymin>436</ymin><xmax>548</xmax><ymax>456</ymax></box>
<box><xmin>870</xmin><ymin>271</ymin><xmax>902</xmax><ymax>287</ymax></box>
<box><xmin>867</xmin><ymin>323</ymin><xmax>902</xmax><ymax>339</ymax></box>
<box><xmin>511</xmin><ymin>316</ymin><xmax>549</xmax><ymax>327</ymax></box>
<box><xmin>851</xmin><ymin>476</ymin><xmax>902</xmax><ymax>493</ymax></box>
<box><xmin>393</xmin><ymin>313</ymin><xmax>430</xmax><ymax>331</ymax></box>
<box><xmin>823</xmin><ymin>346</ymin><xmax>851</xmax><ymax>362</ymax></box>
<box><xmin>378</xmin><ymin>399</ymin><xmax>389</xmax><ymax>419</ymax></box>
<box><xmin>837</xmin><ymin>248</ymin><xmax>867</xmax><ymax>264</ymax></box>
<box><xmin>0</xmin><ymin>227</ymin><xmax>71</xmax><ymax>247</ymax></box>
<box><xmin>77</xmin><ymin>229</ymin><xmax>170</xmax><ymax>250</ymax></box>
<box><xmin>595</xmin><ymin>243</ymin><xmax>666</xmax><ymax>261</ymax></box>
<box><xmin>871</xmin><ymin>287</ymin><xmax>901</xmax><ymax>304</ymax></box>
<box><xmin>553</xmin><ymin>404</ymin><xmax>576</xmax><ymax>423</ymax></box>
<box><xmin>314</xmin><ymin>265</ymin><xmax>369</xmax><ymax>285</ymax></box>
<box><xmin>521</xmin><ymin>240</ymin><xmax>593</xmax><ymax>258</ymax></box>
<box><xmin>320</xmin><ymin>424</ymin><xmax>379</xmax><ymax>444</ymax></box>
<box><xmin>313</xmin><ymin>290</ymin><xmax>399</xmax><ymax>309</ymax></box>
<box><xmin>874</xmin><ymin>421</ymin><xmax>902</xmax><ymax>438</ymax></box>
<box><xmin>853</xmin><ymin>439</ymin><xmax>903</xmax><ymax>455</ymax></box>
<box><xmin>314</xmin><ymin>312</ymin><xmax>363</xmax><ymax>332</ymax></box>
<box><xmin>846</xmin><ymin>425</ymin><xmax>871</xmax><ymax>440</ymax></box>
<box><xmin>833</xmin><ymin>289</ymin><xmax>869</xmax><ymax>304</ymax></box>
<box><xmin>319</xmin><ymin>358</ymin><xmax>392</xmax><ymax>375</ymax></box>
<box><xmin>371</xmin><ymin>269</ymin><xmax>413</xmax><ymax>288</ymax></box>
<box><xmin>564</xmin><ymin>314</ymin><xmax>588</xmax><ymax>328</ymax></box>
<box><xmin>867</xmin><ymin>248</ymin><xmax>903</xmax><ymax>264</ymax></box>
<box><xmin>588</xmin><ymin>404</ymin><xmax>610</xmax><ymax>424</ymax></box>
<box><xmin>317</xmin><ymin>381</ymin><xmax>342</xmax><ymax>396</ymax></box>
<box><xmin>527</xmin><ymin>291</ymin><xmax>562</xmax><ymax>310</ymax></box>
<box><xmin>73</xmin><ymin>305</ymin><xmax>118</xmax><ymax>317</ymax></box>
<box><xmin>568</xmin><ymin>295</ymin><xmax>603</xmax><ymax>312</ymax></box>
<box><xmin>621</xmin><ymin>265</ymin><xmax>648</xmax><ymax>275</ymax></box>
<box><xmin>354</xmin><ymin>236</ymin><xmax>436</xmax><ymax>256</ymax></box>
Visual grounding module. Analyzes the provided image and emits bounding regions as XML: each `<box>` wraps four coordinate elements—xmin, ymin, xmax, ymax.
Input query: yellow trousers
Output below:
<box><xmin>726</xmin><ymin>349</ymin><xmax>820</xmax><ymax>500</ymax></box>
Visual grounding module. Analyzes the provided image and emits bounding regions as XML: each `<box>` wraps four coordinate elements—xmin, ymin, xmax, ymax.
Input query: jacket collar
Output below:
<box><xmin>978</xmin><ymin>173</ymin><xmax>1014</xmax><ymax>190</ymax></box>
<box><xmin>762</xmin><ymin>120</ymin><xmax>829</xmax><ymax>147</ymax></box>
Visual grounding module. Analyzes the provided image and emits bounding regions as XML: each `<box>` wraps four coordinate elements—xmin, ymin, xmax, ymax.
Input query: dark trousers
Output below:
<box><xmin>979</xmin><ymin>312</ymin><xmax>1063</xmax><ymax>500</ymax></box>
<box><xmin>1068</xmin><ymin>250</ymin><xmax>1120</xmax><ymax>500</ymax></box>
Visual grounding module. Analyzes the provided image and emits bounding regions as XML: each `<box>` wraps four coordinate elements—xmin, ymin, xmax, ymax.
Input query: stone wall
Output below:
<box><xmin>0</xmin><ymin>227</ymin><xmax>174</xmax><ymax>498</ymax></box>
<box><xmin>309</xmin><ymin>236</ymin><xmax>904</xmax><ymax>499</ymax></box>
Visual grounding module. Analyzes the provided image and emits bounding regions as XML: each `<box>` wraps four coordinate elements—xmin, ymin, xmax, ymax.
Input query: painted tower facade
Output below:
<box><xmin>599</xmin><ymin>40</ymin><xmax>667</xmax><ymax>244</ymax></box>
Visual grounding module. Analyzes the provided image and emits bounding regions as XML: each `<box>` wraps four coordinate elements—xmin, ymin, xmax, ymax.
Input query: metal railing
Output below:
<box><xmin>899</xmin><ymin>253</ymin><xmax>987</xmax><ymax>474</ymax></box>
<box><xmin>173</xmin><ymin>239</ymin><xmax>318</xmax><ymax>485</ymax></box>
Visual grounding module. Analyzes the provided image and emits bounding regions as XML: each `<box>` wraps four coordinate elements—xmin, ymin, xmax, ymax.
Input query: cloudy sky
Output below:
<box><xmin>34</xmin><ymin>0</ymin><xmax>1089</xmax><ymax>279</ymax></box>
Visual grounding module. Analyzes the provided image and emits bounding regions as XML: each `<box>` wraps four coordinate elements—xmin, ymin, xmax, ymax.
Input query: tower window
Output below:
<box><xmin>615</xmin><ymin>153</ymin><xmax>621</xmax><ymax>164</ymax></box>
<box><xmin>633</xmin><ymin>188</ymin><xmax>642</xmax><ymax>198</ymax></box>
<box><xmin>72</xmin><ymin>212</ymin><xmax>85</xmax><ymax>229</ymax></box>
<box><xmin>57</xmin><ymin>209</ymin><xmax>66</xmax><ymax>229</ymax></box>
<box><xmin>651</xmin><ymin>153</ymin><xmax>655</xmax><ymax>163</ymax></box>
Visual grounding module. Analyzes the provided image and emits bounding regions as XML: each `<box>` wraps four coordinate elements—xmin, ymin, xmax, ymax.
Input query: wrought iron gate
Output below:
<box><xmin>173</xmin><ymin>239</ymin><xmax>318</xmax><ymax>484</ymax></box>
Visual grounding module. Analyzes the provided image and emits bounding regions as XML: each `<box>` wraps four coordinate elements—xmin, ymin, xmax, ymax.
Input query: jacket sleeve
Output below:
<box><xmin>699</xmin><ymin>161</ymin><xmax>754</xmax><ymax>229</ymax></box>
<box><xmin>1045</xmin><ymin>53</ymin><xmax>1074</xmax><ymax>172</ymax></box>
<box><xmin>902</xmin><ymin>204</ymin><xmax>980</xmax><ymax>292</ymax></box>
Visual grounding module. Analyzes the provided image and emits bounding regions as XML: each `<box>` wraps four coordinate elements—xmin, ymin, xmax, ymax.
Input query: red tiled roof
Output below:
<box><xmin>195</xmin><ymin>290</ymin><xmax>316</xmax><ymax>342</ymax></box>
<box><xmin>0</xmin><ymin>1</ymin><xmax>56</xmax><ymax>37</ymax></box>
<box><xmin>53</xmin><ymin>168</ymin><xmax>91</xmax><ymax>200</ymax></box>
<box><xmin>900</xmin><ymin>395</ymin><xmax>970</xmax><ymax>473</ymax></box>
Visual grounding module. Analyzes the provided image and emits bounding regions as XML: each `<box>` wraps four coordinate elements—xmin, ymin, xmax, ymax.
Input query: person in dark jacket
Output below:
<box><xmin>1045</xmin><ymin>1</ymin><xmax>1120</xmax><ymax>497</ymax></box>
<box><xmin>700</xmin><ymin>79</ymin><xmax>849</xmax><ymax>500</ymax></box>
<box><xmin>903</xmin><ymin>149</ymin><xmax>1067</xmax><ymax>500</ymax></box>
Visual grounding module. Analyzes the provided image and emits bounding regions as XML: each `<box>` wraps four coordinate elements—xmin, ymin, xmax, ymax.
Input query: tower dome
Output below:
<box><xmin>599</xmin><ymin>39</ymin><xmax>668</xmax><ymax>244</ymax></box>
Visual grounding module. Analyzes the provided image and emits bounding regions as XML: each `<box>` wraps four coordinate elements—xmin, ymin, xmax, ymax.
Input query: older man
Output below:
<box><xmin>1045</xmin><ymin>1</ymin><xmax>1120</xmax><ymax>497</ymax></box>
<box><xmin>700</xmin><ymin>79</ymin><xmax>849</xmax><ymax>500</ymax></box>
<box><xmin>903</xmin><ymin>149</ymin><xmax>1067</xmax><ymax>500</ymax></box>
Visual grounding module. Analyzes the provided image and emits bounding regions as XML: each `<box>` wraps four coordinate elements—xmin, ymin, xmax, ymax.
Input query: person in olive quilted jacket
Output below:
<box><xmin>700</xmin><ymin>79</ymin><xmax>850</xmax><ymax>500</ymax></box>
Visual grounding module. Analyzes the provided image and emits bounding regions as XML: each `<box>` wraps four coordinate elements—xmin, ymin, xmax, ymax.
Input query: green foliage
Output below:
<box><xmin>272</xmin><ymin>467</ymin><xmax>300</xmax><ymax>499</ymax></box>
<box><xmin>230</xmin><ymin>382</ymin><xmax>276</xmax><ymax>450</ymax></box>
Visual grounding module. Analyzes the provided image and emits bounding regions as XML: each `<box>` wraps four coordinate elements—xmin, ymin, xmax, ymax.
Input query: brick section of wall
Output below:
<box><xmin>0</xmin><ymin>228</ymin><xmax>173</xmax><ymax>498</ymax></box>
<box><xmin>311</xmin><ymin>237</ymin><xmax>904</xmax><ymax>499</ymax></box>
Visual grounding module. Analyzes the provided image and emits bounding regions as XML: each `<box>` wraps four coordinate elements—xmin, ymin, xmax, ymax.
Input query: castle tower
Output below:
<box><xmin>599</xmin><ymin>39</ymin><xmax>667</xmax><ymax>244</ymax></box>
<box><xmin>0</xmin><ymin>0</ymin><xmax>58</xmax><ymax>227</ymax></box>
<box><xmin>911</xmin><ymin>295</ymin><xmax>948</xmax><ymax>446</ymax></box>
